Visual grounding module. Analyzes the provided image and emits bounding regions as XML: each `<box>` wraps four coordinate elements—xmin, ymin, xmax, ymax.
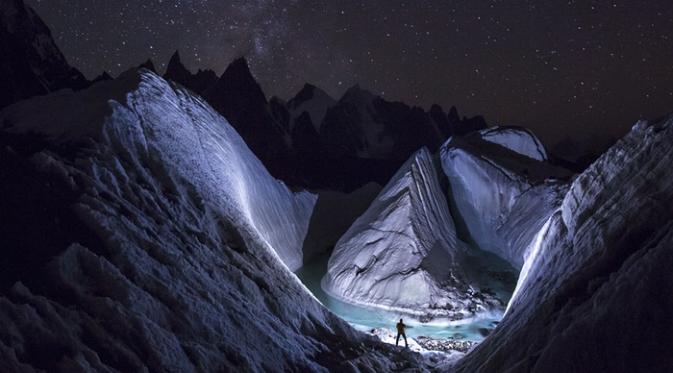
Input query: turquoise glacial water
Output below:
<box><xmin>296</xmin><ymin>252</ymin><xmax>515</xmax><ymax>341</ymax></box>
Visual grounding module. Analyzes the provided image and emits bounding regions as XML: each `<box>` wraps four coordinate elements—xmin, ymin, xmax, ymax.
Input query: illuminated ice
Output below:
<box><xmin>480</xmin><ymin>126</ymin><xmax>548</xmax><ymax>161</ymax></box>
<box><xmin>322</xmin><ymin>148</ymin><xmax>502</xmax><ymax>319</ymax></box>
<box><xmin>440</xmin><ymin>127</ymin><xmax>571</xmax><ymax>268</ymax></box>
<box><xmin>2</xmin><ymin>69</ymin><xmax>315</xmax><ymax>271</ymax></box>
<box><xmin>0</xmin><ymin>69</ymin><xmax>424</xmax><ymax>371</ymax></box>
<box><xmin>457</xmin><ymin>117</ymin><xmax>673</xmax><ymax>372</ymax></box>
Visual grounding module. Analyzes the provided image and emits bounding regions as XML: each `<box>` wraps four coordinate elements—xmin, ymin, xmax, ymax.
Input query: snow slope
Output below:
<box><xmin>322</xmin><ymin>148</ymin><xmax>502</xmax><ymax>319</ymax></box>
<box><xmin>440</xmin><ymin>127</ymin><xmax>571</xmax><ymax>268</ymax></box>
<box><xmin>0</xmin><ymin>70</ymin><xmax>429</xmax><ymax>371</ymax></box>
<box><xmin>456</xmin><ymin>116</ymin><xmax>673</xmax><ymax>372</ymax></box>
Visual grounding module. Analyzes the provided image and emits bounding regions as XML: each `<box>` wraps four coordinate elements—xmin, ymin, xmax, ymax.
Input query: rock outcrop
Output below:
<box><xmin>163</xmin><ymin>50</ymin><xmax>217</xmax><ymax>94</ymax></box>
<box><xmin>0</xmin><ymin>0</ymin><xmax>88</xmax><ymax>109</ymax></box>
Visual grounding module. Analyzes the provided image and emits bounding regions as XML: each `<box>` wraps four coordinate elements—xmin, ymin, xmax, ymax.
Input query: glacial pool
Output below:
<box><xmin>295</xmin><ymin>253</ymin><xmax>515</xmax><ymax>342</ymax></box>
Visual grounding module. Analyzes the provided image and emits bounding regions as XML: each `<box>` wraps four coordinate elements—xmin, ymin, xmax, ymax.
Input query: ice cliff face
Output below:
<box><xmin>322</xmin><ymin>148</ymin><xmax>501</xmax><ymax>319</ymax></box>
<box><xmin>0</xmin><ymin>71</ymin><xmax>429</xmax><ymax>372</ymax></box>
<box><xmin>480</xmin><ymin>126</ymin><xmax>548</xmax><ymax>161</ymax></box>
<box><xmin>440</xmin><ymin>127</ymin><xmax>572</xmax><ymax>268</ymax></box>
<box><xmin>456</xmin><ymin>116</ymin><xmax>673</xmax><ymax>372</ymax></box>
<box><xmin>2</xmin><ymin>70</ymin><xmax>314</xmax><ymax>271</ymax></box>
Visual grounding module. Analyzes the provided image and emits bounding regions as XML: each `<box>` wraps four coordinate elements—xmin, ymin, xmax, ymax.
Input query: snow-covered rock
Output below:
<box><xmin>287</xmin><ymin>83</ymin><xmax>336</xmax><ymax>131</ymax></box>
<box><xmin>440</xmin><ymin>127</ymin><xmax>572</xmax><ymax>268</ymax></box>
<box><xmin>456</xmin><ymin>116</ymin><xmax>673</xmax><ymax>372</ymax></box>
<box><xmin>322</xmin><ymin>148</ymin><xmax>502</xmax><ymax>319</ymax></box>
<box><xmin>0</xmin><ymin>70</ymin><xmax>429</xmax><ymax>371</ymax></box>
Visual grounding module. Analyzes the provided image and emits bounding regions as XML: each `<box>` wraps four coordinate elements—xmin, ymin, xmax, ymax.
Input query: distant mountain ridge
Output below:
<box><xmin>0</xmin><ymin>0</ymin><xmax>88</xmax><ymax>109</ymax></box>
<box><xmin>0</xmin><ymin>0</ymin><xmax>488</xmax><ymax>191</ymax></box>
<box><xmin>155</xmin><ymin>49</ymin><xmax>488</xmax><ymax>190</ymax></box>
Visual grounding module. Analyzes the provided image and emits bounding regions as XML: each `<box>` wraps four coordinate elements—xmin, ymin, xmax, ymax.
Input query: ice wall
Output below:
<box><xmin>0</xmin><ymin>71</ymin><xmax>424</xmax><ymax>371</ymax></box>
<box><xmin>2</xmin><ymin>69</ymin><xmax>314</xmax><ymax>271</ymax></box>
<box><xmin>322</xmin><ymin>148</ymin><xmax>502</xmax><ymax>319</ymax></box>
<box><xmin>440</xmin><ymin>127</ymin><xmax>571</xmax><ymax>268</ymax></box>
<box><xmin>455</xmin><ymin>116</ymin><xmax>673</xmax><ymax>372</ymax></box>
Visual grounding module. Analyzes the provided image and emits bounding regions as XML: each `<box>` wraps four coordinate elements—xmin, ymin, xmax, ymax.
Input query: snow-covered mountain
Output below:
<box><xmin>287</xmin><ymin>83</ymin><xmax>336</xmax><ymax>131</ymax></box>
<box><xmin>440</xmin><ymin>126</ymin><xmax>572</xmax><ymax>268</ymax></box>
<box><xmin>456</xmin><ymin>116</ymin><xmax>673</xmax><ymax>373</ymax></box>
<box><xmin>0</xmin><ymin>0</ymin><xmax>88</xmax><ymax>109</ymax></box>
<box><xmin>322</xmin><ymin>148</ymin><xmax>503</xmax><ymax>319</ymax></box>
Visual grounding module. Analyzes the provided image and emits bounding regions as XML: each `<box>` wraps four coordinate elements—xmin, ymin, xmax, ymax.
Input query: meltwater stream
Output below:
<box><xmin>296</xmin><ymin>253</ymin><xmax>514</xmax><ymax>342</ymax></box>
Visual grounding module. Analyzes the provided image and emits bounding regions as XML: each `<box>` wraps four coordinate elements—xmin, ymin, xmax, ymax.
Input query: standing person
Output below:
<box><xmin>396</xmin><ymin>319</ymin><xmax>408</xmax><ymax>348</ymax></box>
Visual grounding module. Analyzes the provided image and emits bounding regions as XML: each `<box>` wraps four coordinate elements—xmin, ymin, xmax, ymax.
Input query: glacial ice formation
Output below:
<box><xmin>1</xmin><ymin>69</ymin><xmax>314</xmax><ymax>271</ymax></box>
<box><xmin>322</xmin><ymin>147</ymin><xmax>502</xmax><ymax>319</ymax></box>
<box><xmin>480</xmin><ymin>126</ymin><xmax>548</xmax><ymax>161</ymax></box>
<box><xmin>456</xmin><ymin>116</ymin><xmax>673</xmax><ymax>372</ymax></box>
<box><xmin>440</xmin><ymin>127</ymin><xmax>572</xmax><ymax>268</ymax></box>
<box><xmin>0</xmin><ymin>70</ymin><xmax>428</xmax><ymax>371</ymax></box>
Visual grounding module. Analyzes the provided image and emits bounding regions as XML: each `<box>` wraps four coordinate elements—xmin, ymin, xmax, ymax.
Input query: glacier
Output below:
<box><xmin>479</xmin><ymin>126</ymin><xmax>548</xmax><ymax>161</ymax></box>
<box><xmin>0</xmin><ymin>70</ymin><xmax>433</xmax><ymax>371</ymax></box>
<box><xmin>455</xmin><ymin>116</ymin><xmax>673</xmax><ymax>372</ymax></box>
<box><xmin>321</xmin><ymin>147</ymin><xmax>505</xmax><ymax>319</ymax></box>
<box><xmin>1</xmin><ymin>69</ymin><xmax>315</xmax><ymax>272</ymax></box>
<box><xmin>440</xmin><ymin>126</ymin><xmax>572</xmax><ymax>268</ymax></box>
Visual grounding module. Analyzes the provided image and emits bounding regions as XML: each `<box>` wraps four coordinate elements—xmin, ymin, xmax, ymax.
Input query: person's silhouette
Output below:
<box><xmin>396</xmin><ymin>318</ymin><xmax>408</xmax><ymax>348</ymax></box>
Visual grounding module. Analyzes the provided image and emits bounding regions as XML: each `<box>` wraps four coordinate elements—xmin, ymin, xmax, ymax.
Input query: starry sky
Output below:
<box><xmin>26</xmin><ymin>0</ymin><xmax>673</xmax><ymax>147</ymax></box>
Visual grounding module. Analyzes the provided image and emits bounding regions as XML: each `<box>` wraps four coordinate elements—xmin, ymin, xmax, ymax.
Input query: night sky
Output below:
<box><xmin>26</xmin><ymin>0</ymin><xmax>673</xmax><ymax>147</ymax></box>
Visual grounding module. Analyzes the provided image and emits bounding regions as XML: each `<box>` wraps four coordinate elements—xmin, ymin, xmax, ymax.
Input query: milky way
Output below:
<box><xmin>27</xmin><ymin>0</ymin><xmax>673</xmax><ymax>146</ymax></box>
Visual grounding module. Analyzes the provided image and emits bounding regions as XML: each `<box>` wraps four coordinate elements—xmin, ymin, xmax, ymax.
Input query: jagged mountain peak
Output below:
<box><xmin>214</xmin><ymin>57</ymin><xmax>265</xmax><ymax>99</ymax></box>
<box><xmin>138</xmin><ymin>58</ymin><xmax>156</xmax><ymax>72</ymax></box>
<box><xmin>168</xmin><ymin>49</ymin><xmax>182</xmax><ymax>64</ymax></box>
<box><xmin>340</xmin><ymin>83</ymin><xmax>376</xmax><ymax>104</ymax></box>
<box><xmin>91</xmin><ymin>71</ymin><xmax>113</xmax><ymax>84</ymax></box>
<box><xmin>0</xmin><ymin>0</ymin><xmax>88</xmax><ymax>108</ymax></box>
<box><xmin>288</xmin><ymin>83</ymin><xmax>334</xmax><ymax>108</ymax></box>
<box><xmin>165</xmin><ymin>50</ymin><xmax>190</xmax><ymax>76</ymax></box>
<box><xmin>287</xmin><ymin>82</ymin><xmax>336</xmax><ymax>131</ymax></box>
<box><xmin>163</xmin><ymin>50</ymin><xmax>217</xmax><ymax>94</ymax></box>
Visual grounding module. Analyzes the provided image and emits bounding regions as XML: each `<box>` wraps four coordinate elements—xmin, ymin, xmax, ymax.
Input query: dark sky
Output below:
<box><xmin>27</xmin><ymin>0</ymin><xmax>673</xmax><ymax>147</ymax></box>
